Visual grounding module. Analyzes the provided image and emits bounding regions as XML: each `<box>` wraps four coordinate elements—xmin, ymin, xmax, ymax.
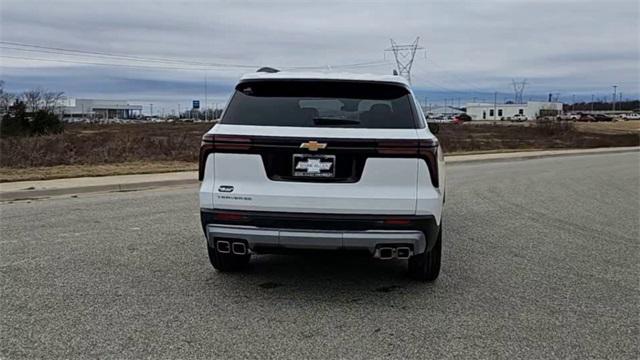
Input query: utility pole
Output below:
<box><xmin>612</xmin><ymin>85</ymin><xmax>617</xmax><ymax>111</ymax></box>
<box><xmin>150</xmin><ymin>103</ymin><xmax>153</xmax><ymax>117</ymax></box>
<box><xmin>204</xmin><ymin>72</ymin><xmax>208</xmax><ymax>121</ymax></box>
<box><xmin>444</xmin><ymin>98</ymin><xmax>447</xmax><ymax>118</ymax></box>
<box><xmin>493</xmin><ymin>92</ymin><xmax>497</xmax><ymax>120</ymax></box>
<box><xmin>385</xmin><ymin>37</ymin><xmax>424</xmax><ymax>84</ymax></box>
<box><xmin>178</xmin><ymin>103</ymin><xmax>181</xmax><ymax>119</ymax></box>
<box><xmin>591</xmin><ymin>94</ymin><xmax>594</xmax><ymax>112</ymax></box>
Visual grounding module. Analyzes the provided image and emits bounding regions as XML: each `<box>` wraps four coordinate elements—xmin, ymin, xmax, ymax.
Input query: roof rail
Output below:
<box><xmin>256</xmin><ymin>67</ymin><xmax>280</xmax><ymax>73</ymax></box>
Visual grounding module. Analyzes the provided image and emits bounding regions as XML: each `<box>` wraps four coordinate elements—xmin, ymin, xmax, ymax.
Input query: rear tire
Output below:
<box><xmin>207</xmin><ymin>242</ymin><xmax>250</xmax><ymax>272</ymax></box>
<box><xmin>408</xmin><ymin>226</ymin><xmax>441</xmax><ymax>281</ymax></box>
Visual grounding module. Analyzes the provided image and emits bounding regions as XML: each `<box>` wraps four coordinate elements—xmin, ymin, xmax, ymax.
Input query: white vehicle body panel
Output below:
<box><xmin>213</xmin><ymin>153</ymin><xmax>419</xmax><ymax>214</ymax></box>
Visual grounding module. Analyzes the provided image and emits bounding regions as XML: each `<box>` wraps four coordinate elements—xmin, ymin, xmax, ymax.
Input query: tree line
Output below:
<box><xmin>564</xmin><ymin>100</ymin><xmax>639</xmax><ymax>112</ymax></box>
<box><xmin>0</xmin><ymin>81</ymin><xmax>65</xmax><ymax>136</ymax></box>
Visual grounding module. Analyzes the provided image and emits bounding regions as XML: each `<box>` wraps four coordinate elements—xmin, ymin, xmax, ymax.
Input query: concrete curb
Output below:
<box><xmin>445</xmin><ymin>146</ymin><xmax>639</xmax><ymax>165</ymax></box>
<box><xmin>0</xmin><ymin>178</ymin><xmax>198</xmax><ymax>201</ymax></box>
<box><xmin>1</xmin><ymin>146</ymin><xmax>638</xmax><ymax>201</ymax></box>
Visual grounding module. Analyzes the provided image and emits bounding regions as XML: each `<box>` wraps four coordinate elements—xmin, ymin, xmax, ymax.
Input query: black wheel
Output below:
<box><xmin>408</xmin><ymin>226</ymin><xmax>441</xmax><ymax>281</ymax></box>
<box><xmin>207</xmin><ymin>242</ymin><xmax>250</xmax><ymax>272</ymax></box>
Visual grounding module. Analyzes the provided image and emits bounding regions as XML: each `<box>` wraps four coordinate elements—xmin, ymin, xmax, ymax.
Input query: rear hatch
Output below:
<box><xmin>206</xmin><ymin>79</ymin><xmax>426</xmax><ymax>215</ymax></box>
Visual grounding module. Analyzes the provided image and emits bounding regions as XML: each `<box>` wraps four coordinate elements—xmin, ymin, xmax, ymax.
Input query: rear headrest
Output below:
<box><xmin>370</xmin><ymin>104</ymin><xmax>392</xmax><ymax>113</ymax></box>
<box><xmin>300</xmin><ymin>107</ymin><xmax>319</xmax><ymax>119</ymax></box>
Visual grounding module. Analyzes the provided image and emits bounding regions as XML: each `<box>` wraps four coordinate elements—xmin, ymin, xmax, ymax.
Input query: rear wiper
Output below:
<box><xmin>313</xmin><ymin>117</ymin><xmax>360</xmax><ymax>125</ymax></box>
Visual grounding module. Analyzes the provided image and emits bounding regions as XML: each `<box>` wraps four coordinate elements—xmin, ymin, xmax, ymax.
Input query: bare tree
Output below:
<box><xmin>43</xmin><ymin>91</ymin><xmax>65</xmax><ymax>112</ymax></box>
<box><xmin>22</xmin><ymin>88</ymin><xmax>44</xmax><ymax>112</ymax></box>
<box><xmin>0</xmin><ymin>80</ymin><xmax>16</xmax><ymax>113</ymax></box>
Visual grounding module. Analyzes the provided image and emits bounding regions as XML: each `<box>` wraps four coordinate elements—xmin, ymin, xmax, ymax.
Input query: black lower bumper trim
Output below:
<box><xmin>200</xmin><ymin>209</ymin><xmax>440</xmax><ymax>252</ymax></box>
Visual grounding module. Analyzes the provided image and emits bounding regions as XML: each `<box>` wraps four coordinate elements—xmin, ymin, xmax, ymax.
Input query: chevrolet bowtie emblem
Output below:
<box><xmin>300</xmin><ymin>141</ymin><xmax>327</xmax><ymax>151</ymax></box>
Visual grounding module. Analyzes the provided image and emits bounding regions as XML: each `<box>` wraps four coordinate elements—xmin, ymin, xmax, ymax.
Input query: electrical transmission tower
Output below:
<box><xmin>385</xmin><ymin>37</ymin><xmax>424</xmax><ymax>83</ymax></box>
<box><xmin>512</xmin><ymin>79</ymin><xmax>528</xmax><ymax>103</ymax></box>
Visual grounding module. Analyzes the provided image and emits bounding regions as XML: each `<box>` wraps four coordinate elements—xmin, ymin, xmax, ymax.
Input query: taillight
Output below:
<box><xmin>213</xmin><ymin>135</ymin><xmax>251</xmax><ymax>150</ymax></box>
<box><xmin>383</xmin><ymin>218</ymin><xmax>411</xmax><ymax>225</ymax></box>
<box><xmin>418</xmin><ymin>139</ymin><xmax>439</xmax><ymax>188</ymax></box>
<box><xmin>377</xmin><ymin>140</ymin><xmax>420</xmax><ymax>155</ymax></box>
<box><xmin>199</xmin><ymin>134</ymin><xmax>215</xmax><ymax>181</ymax></box>
<box><xmin>376</xmin><ymin>139</ymin><xmax>439</xmax><ymax>188</ymax></box>
<box><xmin>198</xmin><ymin>134</ymin><xmax>252</xmax><ymax>181</ymax></box>
<box><xmin>213</xmin><ymin>211</ymin><xmax>248</xmax><ymax>222</ymax></box>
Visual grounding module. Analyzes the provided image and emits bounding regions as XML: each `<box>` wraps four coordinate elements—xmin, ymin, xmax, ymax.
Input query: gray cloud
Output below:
<box><xmin>1</xmin><ymin>0</ymin><xmax>638</xmax><ymax>110</ymax></box>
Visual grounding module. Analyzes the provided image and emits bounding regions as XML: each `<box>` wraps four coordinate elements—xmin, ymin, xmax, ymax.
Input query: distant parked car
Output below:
<box><xmin>452</xmin><ymin>113</ymin><xmax>471</xmax><ymax>124</ymax></box>
<box><xmin>511</xmin><ymin>114</ymin><xmax>528</xmax><ymax>122</ymax></box>
<box><xmin>621</xmin><ymin>113</ymin><xmax>640</xmax><ymax>120</ymax></box>
<box><xmin>592</xmin><ymin>114</ymin><xmax>612</xmax><ymax>122</ymax></box>
<box><xmin>427</xmin><ymin>115</ymin><xmax>450</xmax><ymax>123</ymax></box>
<box><xmin>576</xmin><ymin>114</ymin><xmax>595</xmax><ymax>122</ymax></box>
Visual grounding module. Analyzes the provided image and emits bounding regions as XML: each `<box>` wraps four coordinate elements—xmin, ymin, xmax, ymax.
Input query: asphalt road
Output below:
<box><xmin>1</xmin><ymin>152</ymin><xmax>639</xmax><ymax>359</ymax></box>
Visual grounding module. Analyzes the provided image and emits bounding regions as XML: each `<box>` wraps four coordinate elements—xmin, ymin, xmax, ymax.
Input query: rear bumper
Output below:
<box><xmin>201</xmin><ymin>209</ymin><xmax>439</xmax><ymax>255</ymax></box>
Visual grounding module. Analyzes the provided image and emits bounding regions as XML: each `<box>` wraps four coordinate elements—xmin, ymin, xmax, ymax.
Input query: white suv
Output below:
<box><xmin>199</xmin><ymin>71</ymin><xmax>445</xmax><ymax>281</ymax></box>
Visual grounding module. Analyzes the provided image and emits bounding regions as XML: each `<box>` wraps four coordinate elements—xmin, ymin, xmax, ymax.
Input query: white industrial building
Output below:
<box><xmin>61</xmin><ymin>98</ymin><xmax>143</xmax><ymax>120</ymax></box>
<box><xmin>465</xmin><ymin>101</ymin><xmax>563</xmax><ymax>120</ymax></box>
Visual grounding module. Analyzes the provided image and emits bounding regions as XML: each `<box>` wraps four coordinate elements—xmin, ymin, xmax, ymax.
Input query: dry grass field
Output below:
<box><xmin>1</xmin><ymin>121</ymin><xmax>638</xmax><ymax>182</ymax></box>
<box><xmin>574</xmin><ymin>121</ymin><xmax>640</xmax><ymax>135</ymax></box>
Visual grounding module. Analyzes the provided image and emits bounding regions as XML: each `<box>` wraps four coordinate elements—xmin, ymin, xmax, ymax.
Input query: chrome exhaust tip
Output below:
<box><xmin>396</xmin><ymin>247</ymin><xmax>412</xmax><ymax>259</ymax></box>
<box><xmin>376</xmin><ymin>247</ymin><xmax>394</xmax><ymax>260</ymax></box>
<box><xmin>231</xmin><ymin>242</ymin><xmax>247</xmax><ymax>255</ymax></box>
<box><xmin>216</xmin><ymin>240</ymin><xmax>231</xmax><ymax>253</ymax></box>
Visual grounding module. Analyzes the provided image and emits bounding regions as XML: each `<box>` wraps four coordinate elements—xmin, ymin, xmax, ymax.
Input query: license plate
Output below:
<box><xmin>292</xmin><ymin>154</ymin><xmax>336</xmax><ymax>177</ymax></box>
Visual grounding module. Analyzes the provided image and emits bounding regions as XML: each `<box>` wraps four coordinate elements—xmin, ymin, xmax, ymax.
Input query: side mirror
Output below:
<box><xmin>428</xmin><ymin>122</ymin><xmax>440</xmax><ymax>134</ymax></box>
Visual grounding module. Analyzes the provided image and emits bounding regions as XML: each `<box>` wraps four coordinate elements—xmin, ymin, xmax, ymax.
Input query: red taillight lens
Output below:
<box><xmin>214</xmin><ymin>135</ymin><xmax>251</xmax><ymax>150</ymax></box>
<box><xmin>377</xmin><ymin>140</ymin><xmax>419</xmax><ymax>155</ymax></box>
<box><xmin>198</xmin><ymin>134</ymin><xmax>252</xmax><ymax>181</ymax></box>
<box><xmin>213</xmin><ymin>212</ymin><xmax>248</xmax><ymax>222</ymax></box>
<box><xmin>383</xmin><ymin>219</ymin><xmax>411</xmax><ymax>225</ymax></box>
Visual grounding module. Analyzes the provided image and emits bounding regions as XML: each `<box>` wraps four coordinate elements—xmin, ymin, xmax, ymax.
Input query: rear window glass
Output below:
<box><xmin>221</xmin><ymin>80</ymin><xmax>418</xmax><ymax>128</ymax></box>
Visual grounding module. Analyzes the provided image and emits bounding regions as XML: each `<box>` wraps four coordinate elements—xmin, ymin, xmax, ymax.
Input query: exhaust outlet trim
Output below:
<box><xmin>216</xmin><ymin>240</ymin><xmax>231</xmax><ymax>253</ymax></box>
<box><xmin>396</xmin><ymin>247</ymin><xmax>412</xmax><ymax>259</ymax></box>
<box><xmin>376</xmin><ymin>247</ymin><xmax>395</xmax><ymax>260</ymax></box>
<box><xmin>232</xmin><ymin>242</ymin><xmax>247</xmax><ymax>255</ymax></box>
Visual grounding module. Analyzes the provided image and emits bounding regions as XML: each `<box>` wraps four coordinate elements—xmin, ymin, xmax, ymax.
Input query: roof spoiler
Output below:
<box><xmin>256</xmin><ymin>67</ymin><xmax>280</xmax><ymax>73</ymax></box>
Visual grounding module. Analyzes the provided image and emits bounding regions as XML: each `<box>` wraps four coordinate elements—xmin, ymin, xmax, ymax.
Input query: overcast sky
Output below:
<box><xmin>1</xmin><ymin>0</ymin><xmax>638</xmax><ymax>112</ymax></box>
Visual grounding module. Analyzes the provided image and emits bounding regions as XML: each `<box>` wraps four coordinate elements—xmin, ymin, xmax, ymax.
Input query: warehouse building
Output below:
<box><xmin>61</xmin><ymin>98</ymin><xmax>143</xmax><ymax>120</ymax></box>
<box><xmin>465</xmin><ymin>101</ymin><xmax>563</xmax><ymax>120</ymax></box>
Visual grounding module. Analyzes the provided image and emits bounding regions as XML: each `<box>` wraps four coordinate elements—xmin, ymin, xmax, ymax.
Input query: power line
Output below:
<box><xmin>285</xmin><ymin>60</ymin><xmax>392</xmax><ymax>70</ymax></box>
<box><xmin>0</xmin><ymin>41</ymin><xmax>393</xmax><ymax>72</ymax></box>
<box><xmin>0</xmin><ymin>41</ymin><xmax>259</xmax><ymax>68</ymax></box>
<box><xmin>0</xmin><ymin>54</ymin><xmax>213</xmax><ymax>71</ymax></box>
